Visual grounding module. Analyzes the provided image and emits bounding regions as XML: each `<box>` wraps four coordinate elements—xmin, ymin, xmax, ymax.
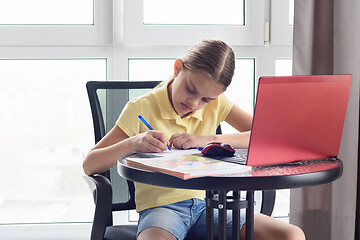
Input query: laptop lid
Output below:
<box><xmin>246</xmin><ymin>75</ymin><xmax>352</xmax><ymax>167</ymax></box>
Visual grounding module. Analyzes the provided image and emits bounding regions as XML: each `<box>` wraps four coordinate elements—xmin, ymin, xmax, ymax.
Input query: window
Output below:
<box><xmin>128</xmin><ymin>58</ymin><xmax>175</xmax><ymax>81</ymax></box>
<box><xmin>223</xmin><ymin>58</ymin><xmax>255</xmax><ymax>133</ymax></box>
<box><xmin>0</xmin><ymin>0</ymin><xmax>112</xmax><ymax>45</ymax></box>
<box><xmin>0</xmin><ymin>59</ymin><xmax>106</xmax><ymax>224</ymax></box>
<box><xmin>275</xmin><ymin>58</ymin><xmax>293</xmax><ymax>76</ymax></box>
<box><xmin>143</xmin><ymin>0</ymin><xmax>244</xmax><ymax>25</ymax></box>
<box><xmin>124</xmin><ymin>0</ymin><xmax>264</xmax><ymax>45</ymax></box>
<box><xmin>270</xmin><ymin>0</ymin><xmax>294</xmax><ymax>45</ymax></box>
<box><xmin>289</xmin><ymin>0</ymin><xmax>294</xmax><ymax>26</ymax></box>
<box><xmin>0</xmin><ymin>0</ymin><xmax>93</xmax><ymax>25</ymax></box>
<box><xmin>270</xmin><ymin>58</ymin><xmax>293</xmax><ymax>219</ymax></box>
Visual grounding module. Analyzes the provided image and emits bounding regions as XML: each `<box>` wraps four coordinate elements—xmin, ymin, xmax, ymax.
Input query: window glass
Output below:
<box><xmin>143</xmin><ymin>0</ymin><xmax>244</xmax><ymax>25</ymax></box>
<box><xmin>0</xmin><ymin>0</ymin><xmax>93</xmax><ymax>25</ymax></box>
<box><xmin>275</xmin><ymin>59</ymin><xmax>292</xmax><ymax>76</ymax></box>
<box><xmin>0</xmin><ymin>59</ymin><xmax>106</xmax><ymax>224</ymax></box>
<box><xmin>271</xmin><ymin>58</ymin><xmax>293</xmax><ymax>219</ymax></box>
<box><xmin>273</xmin><ymin>189</ymin><xmax>290</xmax><ymax>219</ymax></box>
<box><xmin>225</xmin><ymin>59</ymin><xmax>254</xmax><ymax>115</ymax></box>
<box><xmin>126</xmin><ymin>0</ymin><xmax>264</xmax><ymax>45</ymax></box>
<box><xmin>128</xmin><ymin>58</ymin><xmax>175</xmax><ymax>81</ymax></box>
<box><xmin>289</xmin><ymin>0</ymin><xmax>294</xmax><ymax>26</ymax></box>
<box><xmin>221</xmin><ymin>58</ymin><xmax>255</xmax><ymax>134</ymax></box>
<box><xmin>270</xmin><ymin>0</ymin><xmax>293</xmax><ymax>45</ymax></box>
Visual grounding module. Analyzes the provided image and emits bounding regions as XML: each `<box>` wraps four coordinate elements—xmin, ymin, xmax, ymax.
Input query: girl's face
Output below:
<box><xmin>168</xmin><ymin>60</ymin><xmax>225</xmax><ymax>118</ymax></box>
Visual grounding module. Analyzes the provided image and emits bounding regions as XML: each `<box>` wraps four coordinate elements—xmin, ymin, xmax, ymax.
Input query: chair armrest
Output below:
<box><xmin>83</xmin><ymin>174</ymin><xmax>113</xmax><ymax>240</ymax></box>
<box><xmin>260</xmin><ymin>190</ymin><xmax>276</xmax><ymax>216</ymax></box>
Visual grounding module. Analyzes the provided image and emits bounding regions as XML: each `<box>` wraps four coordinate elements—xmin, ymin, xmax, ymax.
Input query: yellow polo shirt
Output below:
<box><xmin>116</xmin><ymin>81</ymin><xmax>234</xmax><ymax>212</ymax></box>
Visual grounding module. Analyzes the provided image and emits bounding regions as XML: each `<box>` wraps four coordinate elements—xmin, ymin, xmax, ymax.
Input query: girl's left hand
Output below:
<box><xmin>169</xmin><ymin>133</ymin><xmax>212</xmax><ymax>150</ymax></box>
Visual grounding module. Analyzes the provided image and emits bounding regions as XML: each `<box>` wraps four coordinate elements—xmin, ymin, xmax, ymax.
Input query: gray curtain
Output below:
<box><xmin>290</xmin><ymin>1</ymin><xmax>360</xmax><ymax>240</ymax></box>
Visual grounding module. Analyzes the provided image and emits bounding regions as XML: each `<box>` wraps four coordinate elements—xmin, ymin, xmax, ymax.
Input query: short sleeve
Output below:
<box><xmin>116</xmin><ymin>98</ymin><xmax>149</xmax><ymax>137</ymax></box>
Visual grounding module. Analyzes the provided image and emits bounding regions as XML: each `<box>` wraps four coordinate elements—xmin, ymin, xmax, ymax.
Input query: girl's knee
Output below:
<box><xmin>252</xmin><ymin>214</ymin><xmax>305</xmax><ymax>240</ymax></box>
<box><xmin>138</xmin><ymin>227</ymin><xmax>177</xmax><ymax>240</ymax></box>
<box><xmin>285</xmin><ymin>224</ymin><xmax>305</xmax><ymax>240</ymax></box>
<box><xmin>274</xmin><ymin>223</ymin><xmax>306</xmax><ymax>240</ymax></box>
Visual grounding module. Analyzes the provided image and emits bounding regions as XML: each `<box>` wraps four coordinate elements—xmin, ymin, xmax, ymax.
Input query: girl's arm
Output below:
<box><xmin>215</xmin><ymin>104</ymin><xmax>253</xmax><ymax>148</ymax></box>
<box><xmin>224</xmin><ymin>104</ymin><xmax>252</xmax><ymax>132</ymax></box>
<box><xmin>169</xmin><ymin>104</ymin><xmax>252</xmax><ymax>149</ymax></box>
<box><xmin>83</xmin><ymin>125</ymin><xmax>170</xmax><ymax>176</ymax></box>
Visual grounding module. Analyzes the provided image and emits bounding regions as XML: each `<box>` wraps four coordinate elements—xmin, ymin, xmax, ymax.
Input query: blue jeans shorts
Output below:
<box><xmin>137</xmin><ymin>198</ymin><xmax>246</xmax><ymax>240</ymax></box>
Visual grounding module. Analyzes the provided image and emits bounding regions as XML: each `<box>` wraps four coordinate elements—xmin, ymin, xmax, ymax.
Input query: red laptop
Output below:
<box><xmin>245</xmin><ymin>74</ymin><xmax>351</xmax><ymax>167</ymax></box>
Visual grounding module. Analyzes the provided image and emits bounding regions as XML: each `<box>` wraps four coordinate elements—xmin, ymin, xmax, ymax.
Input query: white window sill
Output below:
<box><xmin>0</xmin><ymin>223</ymin><xmax>92</xmax><ymax>240</ymax></box>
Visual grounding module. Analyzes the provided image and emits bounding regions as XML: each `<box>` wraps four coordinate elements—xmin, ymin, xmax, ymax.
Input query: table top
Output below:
<box><xmin>117</xmin><ymin>156</ymin><xmax>343</xmax><ymax>191</ymax></box>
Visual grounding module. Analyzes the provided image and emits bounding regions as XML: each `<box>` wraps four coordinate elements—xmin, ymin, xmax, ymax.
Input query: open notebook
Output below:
<box><xmin>126</xmin><ymin>149</ymin><xmax>251</xmax><ymax>180</ymax></box>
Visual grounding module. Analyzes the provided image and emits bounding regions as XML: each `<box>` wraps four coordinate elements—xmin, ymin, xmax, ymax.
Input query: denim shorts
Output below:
<box><xmin>137</xmin><ymin>198</ymin><xmax>246</xmax><ymax>240</ymax></box>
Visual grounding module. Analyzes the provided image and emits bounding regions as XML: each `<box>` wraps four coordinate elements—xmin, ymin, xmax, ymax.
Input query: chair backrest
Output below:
<box><xmin>86</xmin><ymin>81</ymin><xmax>161</xmax><ymax>210</ymax></box>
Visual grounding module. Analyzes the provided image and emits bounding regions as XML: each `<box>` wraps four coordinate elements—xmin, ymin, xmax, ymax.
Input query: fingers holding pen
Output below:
<box><xmin>151</xmin><ymin>130</ymin><xmax>171</xmax><ymax>151</ymax></box>
<box><xmin>133</xmin><ymin>130</ymin><xmax>170</xmax><ymax>153</ymax></box>
<box><xmin>137</xmin><ymin>115</ymin><xmax>171</xmax><ymax>151</ymax></box>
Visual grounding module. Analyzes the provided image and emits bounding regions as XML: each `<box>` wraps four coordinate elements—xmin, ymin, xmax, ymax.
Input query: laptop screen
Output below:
<box><xmin>246</xmin><ymin>75</ymin><xmax>351</xmax><ymax>167</ymax></box>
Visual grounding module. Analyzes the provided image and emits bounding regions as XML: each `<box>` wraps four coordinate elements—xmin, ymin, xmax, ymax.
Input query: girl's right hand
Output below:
<box><xmin>131</xmin><ymin>130</ymin><xmax>170</xmax><ymax>153</ymax></box>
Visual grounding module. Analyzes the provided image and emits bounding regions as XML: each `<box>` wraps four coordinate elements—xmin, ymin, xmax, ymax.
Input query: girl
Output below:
<box><xmin>83</xmin><ymin>39</ymin><xmax>305</xmax><ymax>240</ymax></box>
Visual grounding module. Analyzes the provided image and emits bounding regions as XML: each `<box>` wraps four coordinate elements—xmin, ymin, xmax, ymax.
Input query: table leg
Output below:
<box><xmin>232</xmin><ymin>191</ymin><xmax>241</xmax><ymax>240</ymax></box>
<box><xmin>218</xmin><ymin>191</ymin><xmax>227</xmax><ymax>240</ymax></box>
<box><xmin>206</xmin><ymin>191</ymin><xmax>214</xmax><ymax>240</ymax></box>
<box><xmin>245</xmin><ymin>190</ymin><xmax>254</xmax><ymax>240</ymax></box>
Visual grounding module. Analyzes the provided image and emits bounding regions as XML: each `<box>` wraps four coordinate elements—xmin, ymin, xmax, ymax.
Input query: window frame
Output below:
<box><xmin>0</xmin><ymin>0</ymin><xmax>113</xmax><ymax>45</ymax></box>
<box><xmin>270</xmin><ymin>0</ymin><xmax>293</xmax><ymax>45</ymax></box>
<box><xmin>124</xmin><ymin>0</ymin><xmax>265</xmax><ymax>45</ymax></box>
<box><xmin>0</xmin><ymin>223</ymin><xmax>92</xmax><ymax>239</ymax></box>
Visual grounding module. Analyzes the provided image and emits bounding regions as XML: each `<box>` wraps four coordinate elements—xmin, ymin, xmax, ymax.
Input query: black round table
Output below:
<box><xmin>118</xmin><ymin>157</ymin><xmax>342</xmax><ymax>240</ymax></box>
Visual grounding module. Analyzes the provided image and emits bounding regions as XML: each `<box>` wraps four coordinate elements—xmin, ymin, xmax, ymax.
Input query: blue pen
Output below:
<box><xmin>138</xmin><ymin>115</ymin><xmax>171</xmax><ymax>151</ymax></box>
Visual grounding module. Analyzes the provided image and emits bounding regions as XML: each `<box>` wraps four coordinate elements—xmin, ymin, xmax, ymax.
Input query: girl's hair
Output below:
<box><xmin>181</xmin><ymin>39</ymin><xmax>235</xmax><ymax>90</ymax></box>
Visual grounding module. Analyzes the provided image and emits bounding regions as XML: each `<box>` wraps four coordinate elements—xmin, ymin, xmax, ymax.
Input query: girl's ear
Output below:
<box><xmin>174</xmin><ymin>59</ymin><xmax>183</xmax><ymax>77</ymax></box>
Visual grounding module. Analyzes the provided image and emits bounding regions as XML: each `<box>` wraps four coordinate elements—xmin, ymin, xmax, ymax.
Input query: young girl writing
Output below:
<box><xmin>83</xmin><ymin>39</ymin><xmax>305</xmax><ymax>240</ymax></box>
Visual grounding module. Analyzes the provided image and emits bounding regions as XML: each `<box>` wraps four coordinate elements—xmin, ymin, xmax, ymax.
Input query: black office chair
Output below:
<box><xmin>84</xmin><ymin>81</ymin><xmax>276</xmax><ymax>240</ymax></box>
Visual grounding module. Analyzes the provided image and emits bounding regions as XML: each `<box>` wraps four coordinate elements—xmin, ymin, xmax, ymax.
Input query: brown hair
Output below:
<box><xmin>181</xmin><ymin>39</ymin><xmax>235</xmax><ymax>90</ymax></box>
